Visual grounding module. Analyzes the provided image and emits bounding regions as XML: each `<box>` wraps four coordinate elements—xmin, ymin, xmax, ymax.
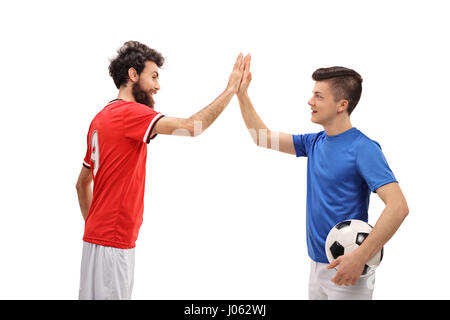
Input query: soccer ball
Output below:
<box><xmin>325</xmin><ymin>219</ymin><xmax>383</xmax><ymax>277</ymax></box>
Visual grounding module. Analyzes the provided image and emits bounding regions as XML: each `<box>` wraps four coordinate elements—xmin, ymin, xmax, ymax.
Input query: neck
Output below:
<box><xmin>117</xmin><ymin>86</ymin><xmax>136</xmax><ymax>102</ymax></box>
<box><xmin>323</xmin><ymin>117</ymin><xmax>353</xmax><ymax>136</ymax></box>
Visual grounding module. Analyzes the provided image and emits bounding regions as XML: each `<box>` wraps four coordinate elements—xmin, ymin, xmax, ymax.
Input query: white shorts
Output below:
<box><xmin>308</xmin><ymin>260</ymin><xmax>375</xmax><ymax>300</ymax></box>
<box><xmin>78</xmin><ymin>241</ymin><xmax>135</xmax><ymax>300</ymax></box>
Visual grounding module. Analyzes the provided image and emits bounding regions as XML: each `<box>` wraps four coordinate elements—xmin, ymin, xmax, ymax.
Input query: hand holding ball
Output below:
<box><xmin>325</xmin><ymin>219</ymin><xmax>383</xmax><ymax>277</ymax></box>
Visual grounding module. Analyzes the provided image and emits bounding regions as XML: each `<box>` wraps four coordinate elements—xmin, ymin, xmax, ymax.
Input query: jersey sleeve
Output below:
<box><xmin>292</xmin><ymin>133</ymin><xmax>319</xmax><ymax>157</ymax></box>
<box><xmin>83</xmin><ymin>126</ymin><xmax>91</xmax><ymax>169</ymax></box>
<box><xmin>124</xmin><ymin>103</ymin><xmax>165</xmax><ymax>143</ymax></box>
<box><xmin>356</xmin><ymin>139</ymin><xmax>398</xmax><ymax>193</ymax></box>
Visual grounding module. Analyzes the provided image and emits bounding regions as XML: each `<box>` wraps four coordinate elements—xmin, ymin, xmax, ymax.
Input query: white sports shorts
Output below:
<box><xmin>308</xmin><ymin>260</ymin><xmax>375</xmax><ymax>300</ymax></box>
<box><xmin>78</xmin><ymin>241</ymin><xmax>135</xmax><ymax>300</ymax></box>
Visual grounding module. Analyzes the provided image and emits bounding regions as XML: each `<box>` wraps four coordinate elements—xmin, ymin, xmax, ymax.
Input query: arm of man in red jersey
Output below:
<box><xmin>151</xmin><ymin>53</ymin><xmax>245</xmax><ymax>137</ymax></box>
<box><xmin>76</xmin><ymin>166</ymin><xmax>93</xmax><ymax>221</ymax></box>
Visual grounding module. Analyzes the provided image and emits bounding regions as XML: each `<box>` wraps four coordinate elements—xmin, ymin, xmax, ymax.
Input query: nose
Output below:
<box><xmin>308</xmin><ymin>97</ymin><xmax>314</xmax><ymax>107</ymax></box>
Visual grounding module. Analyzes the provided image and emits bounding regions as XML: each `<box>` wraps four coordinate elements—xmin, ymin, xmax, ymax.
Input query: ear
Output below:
<box><xmin>337</xmin><ymin>99</ymin><xmax>349</xmax><ymax>113</ymax></box>
<box><xmin>128</xmin><ymin>67</ymin><xmax>139</xmax><ymax>83</ymax></box>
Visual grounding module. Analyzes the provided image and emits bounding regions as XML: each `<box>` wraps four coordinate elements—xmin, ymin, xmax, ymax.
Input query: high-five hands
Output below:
<box><xmin>226</xmin><ymin>53</ymin><xmax>245</xmax><ymax>94</ymax></box>
<box><xmin>226</xmin><ymin>53</ymin><xmax>252</xmax><ymax>95</ymax></box>
<box><xmin>238</xmin><ymin>53</ymin><xmax>252</xmax><ymax>97</ymax></box>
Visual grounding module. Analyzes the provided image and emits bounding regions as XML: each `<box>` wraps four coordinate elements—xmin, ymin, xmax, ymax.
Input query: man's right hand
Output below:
<box><xmin>226</xmin><ymin>53</ymin><xmax>245</xmax><ymax>94</ymax></box>
<box><xmin>153</xmin><ymin>53</ymin><xmax>247</xmax><ymax>138</ymax></box>
<box><xmin>237</xmin><ymin>53</ymin><xmax>252</xmax><ymax>97</ymax></box>
<box><xmin>235</xmin><ymin>54</ymin><xmax>297</xmax><ymax>155</ymax></box>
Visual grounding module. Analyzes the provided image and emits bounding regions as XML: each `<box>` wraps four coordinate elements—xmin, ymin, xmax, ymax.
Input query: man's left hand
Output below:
<box><xmin>327</xmin><ymin>251</ymin><xmax>366</xmax><ymax>286</ymax></box>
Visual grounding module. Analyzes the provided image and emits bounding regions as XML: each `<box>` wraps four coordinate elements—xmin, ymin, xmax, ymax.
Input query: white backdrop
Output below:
<box><xmin>1</xmin><ymin>0</ymin><xmax>449</xmax><ymax>299</ymax></box>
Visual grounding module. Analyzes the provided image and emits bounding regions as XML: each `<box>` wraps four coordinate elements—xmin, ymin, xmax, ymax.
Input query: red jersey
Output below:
<box><xmin>82</xmin><ymin>99</ymin><xmax>164</xmax><ymax>249</ymax></box>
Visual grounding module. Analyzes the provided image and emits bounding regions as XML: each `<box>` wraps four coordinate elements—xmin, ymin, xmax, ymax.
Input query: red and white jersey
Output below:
<box><xmin>82</xmin><ymin>99</ymin><xmax>164</xmax><ymax>249</ymax></box>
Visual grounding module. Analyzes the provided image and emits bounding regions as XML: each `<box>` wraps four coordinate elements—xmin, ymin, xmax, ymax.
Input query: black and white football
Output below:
<box><xmin>325</xmin><ymin>219</ymin><xmax>383</xmax><ymax>277</ymax></box>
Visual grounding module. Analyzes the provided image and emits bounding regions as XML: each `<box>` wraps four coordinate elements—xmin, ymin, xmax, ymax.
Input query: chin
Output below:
<box><xmin>311</xmin><ymin>117</ymin><xmax>320</xmax><ymax>124</ymax></box>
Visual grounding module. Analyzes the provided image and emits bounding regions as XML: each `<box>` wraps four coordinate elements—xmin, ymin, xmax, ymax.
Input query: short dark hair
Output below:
<box><xmin>312</xmin><ymin>66</ymin><xmax>363</xmax><ymax>115</ymax></box>
<box><xmin>108</xmin><ymin>41</ymin><xmax>165</xmax><ymax>89</ymax></box>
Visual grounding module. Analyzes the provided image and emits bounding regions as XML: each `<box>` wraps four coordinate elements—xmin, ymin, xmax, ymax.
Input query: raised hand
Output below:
<box><xmin>238</xmin><ymin>54</ymin><xmax>252</xmax><ymax>96</ymax></box>
<box><xmin>226</xmin><ymin>53</ymin><xmax>245</xmax><ymax>94</ymax></box>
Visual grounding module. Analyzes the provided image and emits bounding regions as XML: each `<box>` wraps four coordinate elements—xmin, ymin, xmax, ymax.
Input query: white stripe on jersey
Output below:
<box><xmin>143</xmin><ymin>113</ymin><xmax>163</xmax><ymax>142</ymax></box>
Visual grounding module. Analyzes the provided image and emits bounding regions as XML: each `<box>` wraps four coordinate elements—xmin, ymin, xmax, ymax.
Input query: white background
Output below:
<box><xmin>0</xmin><ymin>0</ymin><xmax>449</xmax><ymax>299</ymax></box>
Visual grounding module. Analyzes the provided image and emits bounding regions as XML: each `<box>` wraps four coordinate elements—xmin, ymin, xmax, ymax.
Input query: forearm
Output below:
<box><xmin>355</xmin><ymin>203</ymin><xmax>408</xmax><ymax>263</ymax></box>
<box><xmin>188</xmin><ymin>88</ymin><xmax>234</xmax><ymax>136</ymax></box>
<box><xmin>237</xmin><ymin>93</ymin><xmax>271</xmax><ymax>147</ymax></box>
<box><xmin>76</xmin><ymin>184</ymin><xmax>92</xmax><ymax>221</ymax></box>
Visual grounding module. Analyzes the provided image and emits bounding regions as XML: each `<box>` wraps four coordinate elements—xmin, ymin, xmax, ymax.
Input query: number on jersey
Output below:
<box><xmin>90</xmin><ymin>131</ymin><xmax>100</xmax><ymax>177</ymax></box>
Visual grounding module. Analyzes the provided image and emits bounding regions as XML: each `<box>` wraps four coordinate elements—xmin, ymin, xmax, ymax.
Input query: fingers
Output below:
<box><xmin>329</xmin><ymin>257</ymin><xmax>346</xmax><ymax>286</ymax></box>
<box><xmin>232</xmin><ymin>52</ymin><xmax>253</xmax><ymax>96</ymax></box>
<box><xmin>333</xmin><ymin>277</ymin><xmax>358</xmax><ymax>286</ymax></box>
<box><xmin>330</xmin><ymin>266</ymin><xmax>359</xmax><ymax>286</ymax></box>
<box><xmin>234</xmin><ymin>52</ymin><xmax>251</xmax><ymax>73</ymax></box>
<box><xmin>327</xmin><ymin>257</ymin><xmax>340</xmax><ymax>269</ymax></box>
<box><xmin>234</xmin><ymin>53</ymin><xmax>244</xmax><ymax>70</ymax></box>
<box><xmin>227</xmin><ymin>53</ymin><xmax>245</xmax><ymax>93</ymax></box>
<box><xmin>243</xmin><ymin>53</ymin><xmax>251</xmax><ymax>73</ymax></box>
<box><xmin>331</xmin><ymin>272</ymin><xmax>347</xmax><ymax>286</ymax></box>
<box><xmin>243</xmin><ymin>55</ymin><xmax>252</xmax><ymax>86</ymax></box>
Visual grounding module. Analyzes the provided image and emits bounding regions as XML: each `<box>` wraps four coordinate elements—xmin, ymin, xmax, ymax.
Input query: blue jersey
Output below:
<box><xmin>292</xmin><ymin>127</ymin><xmax>397</xmax><ymax>263</ymax></box>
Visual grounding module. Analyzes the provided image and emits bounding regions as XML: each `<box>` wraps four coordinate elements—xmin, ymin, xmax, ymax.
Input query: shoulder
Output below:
<box><xmin>120</xmin><ymin>101</ymin><xmax>160</xmax><ymax>116</ymax></box>
<box><xmin>292</xmin><ymin>131</ymin><xmax>325</xmax><ymax>148</ymax></box>
<box><xmin>316</xmin><ymin>130</ymin><xmax>326</xmax><ymax>140</ymax></box>
<box><xmin>294</xmin><ymin>130</ymin><xmax>325</xmax><ymax>140</ymax></box>
<box><xmin>292</xmin><ymin>131</ymin><xmax>324</xmax><ymax>157</ymax></box>
<box><xmin>352</xmin><ymin>130</ymin><xmax>388</xmax><ymax>165</ymax></box>
<box><xmin>308</xmin><ymin>130</ymin><xmax>326</xmax><ymax>146</ymax></box>
<box><xmin>353</xmin><ymin>130</ymin><xmax>382</xmax><ymax>152</ymax></box>
<box><xmin>88</xmin><ymin>109</ymin><xmax>103</xmax><ymax>129</ymax></box>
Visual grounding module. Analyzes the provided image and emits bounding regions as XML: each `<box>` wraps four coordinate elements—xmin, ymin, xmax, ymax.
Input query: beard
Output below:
<box><xmin>132</xmin><ymin>82</ymin><xmax>155</xmax><ymax>109</ymax></box>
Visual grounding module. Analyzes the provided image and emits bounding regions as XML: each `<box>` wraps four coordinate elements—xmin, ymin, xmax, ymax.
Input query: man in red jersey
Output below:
<box><xmin>75</xmin><ymin>41</ymin><xmax>247</xmax><ymax>299</ymax></box>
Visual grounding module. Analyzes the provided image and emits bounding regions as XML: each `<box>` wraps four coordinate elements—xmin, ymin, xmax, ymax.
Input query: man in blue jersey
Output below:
<box><xmin>236</xmin><ymin>55</ymin><xmax>409</xmax><ymax>300</ymax></box>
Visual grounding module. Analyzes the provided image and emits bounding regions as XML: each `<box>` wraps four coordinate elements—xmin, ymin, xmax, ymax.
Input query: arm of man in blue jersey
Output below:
<box><xmin>327</xmin><ymin>182</ymin><xmax>409</xmax><ymax>286</ymax></box>
<box><xmin>151</xmin><ymin>53</ymin><xmax>245</xmax><ymax>137</ymax></box>
<box><xmin>236</xmin><ymin>54</ymin><xmax>297</xmax><ymax>155</ymax></box>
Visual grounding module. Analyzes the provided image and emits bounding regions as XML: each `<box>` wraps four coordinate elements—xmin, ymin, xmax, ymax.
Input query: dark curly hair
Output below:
<box><xmin>108</xmin><ymin>41</ymin><xmax>165</xmax><ymax>89</ymax></box>
<box><xmin>312</xmin><ymin>66</ymin><xmax>363</xmax><ymax>115</ymax></box>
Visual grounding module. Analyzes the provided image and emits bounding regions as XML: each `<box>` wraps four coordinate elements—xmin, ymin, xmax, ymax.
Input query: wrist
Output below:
<box><xmin>224</xmin><ymin>86</ymin><xmax>236</xmax><ymax>96</ymax></box>
<box><xmin>353</xmin><ymin>246</ymin><xmax>371</xmax><ymax>264</ymax></box>
<box><xmin>237</xmin><ymin>91</ymin><xmax>249</xmax><ymax>100</ymax></box>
